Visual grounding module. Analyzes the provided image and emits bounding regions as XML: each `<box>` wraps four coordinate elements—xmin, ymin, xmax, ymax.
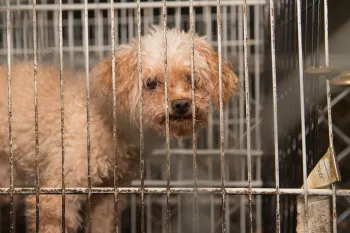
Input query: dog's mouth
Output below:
<box><xmin>155</xmin><ymin>112</ymin><xmax>207</xmax><ymax>138</ymax></box>
<box><xmin>168</xmin><ymin>114</ymin><xmax>192</xmax><ymax>121</ymax></box>
<box><xmin>157</xmin><ymin>111</ymin><xmax>206</xmax><ymax>125</ymax></box>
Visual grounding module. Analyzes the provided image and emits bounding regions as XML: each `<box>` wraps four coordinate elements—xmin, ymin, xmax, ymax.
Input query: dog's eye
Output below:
<box><xmin>145</xmin><ymin>79</ymin><xmax>158</xmax><ymax>90</ymax></box>
<box><xmin>186</xmin><ymin>74</ymin><xmax>196</xmax><ymax>86</ymax></box>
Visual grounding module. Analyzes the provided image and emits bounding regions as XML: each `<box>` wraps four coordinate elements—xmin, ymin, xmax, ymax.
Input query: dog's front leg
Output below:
<box><xmin>25</xmin><ymin>160</ymin><xmax>88</xmax><ymax>233</ymax></box>
<box><xmin>87</xmin><ymin>194</ymin><xmax>127</xmax><ymax>233</ymax></box>
<box><xmin>25</xmin><ymin>194</ymin><xmax>86</xmax><ymax>233</ymax></box>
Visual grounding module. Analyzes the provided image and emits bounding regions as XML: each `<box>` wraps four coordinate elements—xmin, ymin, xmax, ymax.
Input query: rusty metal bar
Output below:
<box><xmin>110</xmin><ymin>0</ymin><xmax>119</xmax><ymax>232</ymax></box>
<box><xmin>146</xmin><ymin>163</ymin><xmax>152</xmax><ymax>233</ymax></box>
<box><xmin>136</xmin><ymin>0</ymin><xmax>145</xmax><ymax>232</ymax></box>
<box><xmin>162</xmin><ymin>0</ymin><xmax>171</xmax><ymax>232</ymax></box>
<box><xmin>32</xmin><ymin>0</ymin><xmax>40</xmax><ymax>232</ymax></box>
<box><xmin>58</xmin><ymin>0</ymin><xmax>66</xmax><ymax>231</ymax></box>
<box><xmin>242</xmin><ymin>0</ymin><xmax>253</xmax><ymax>232</ymax></box>
<box><xmin>68</xmin><ymin>0</ymin><xmax>74</xmax><ymax>64</ymax></box>
<box><xmin>296</xmin><ymin>0</ymin><xmax>309</xmax><ymax>231</ymax></box>
<box><xmin>6</xmin><ymin>0</ymin><xmax>14</xmax><ymax>232</ymax></box>
<box><xmin>254</xmin><ymin>5</ymin><xmax>262</xmax><ymax>231</ymax></box>
<box><xmin>0</xmin><ymin>187</ymin><xmax>349</xmax><ymax>196</ymax></box>
<box><xmin>215</xmin><ymin>1</ymin><xmax>226</xmax><ymax>233</ymax></box>
<box><xmin>323</xmin><ymin>0</ymin><xmax>329</xmax><ymax>67</ymax></box>
<box><xmin>315</xmin><ymin>0</ymin><xmax>321</xmax><ymax>67</ymax></box>
<box><xmin>189</xmin><ymin>0</ymin><xmax>198</xmax><ymax>232</ymax></box>
<box><xmin>0</xmin><ymin>0</ymin><xmax>265</xmax><ymax>11</ymax></box>
<box><xmin>130</xmin><ymin>180</ymin><xmax>263</xmax><ymax>187</ymax></box>
<box><xmin>268</xmin><ymin>1</ymin><xmax>280</xmax><ymax>232</ymax></box>
<box><xmin>326</xmin><ymin>80</ymin><xmax>337</xmax><ymax>233</ymax></box>
<box><xmin>323</xmin><ymin>0</ymin><xmax>337</xmax><ymax>230</ymax></box>
<box><xmin>238</xmin><ymin>7</ymin><xmax>245</xmax><ymax>232</ymax></box>
<box><xmin>152</xmin><ymin>148</ymin><xmax>263</xmax><ymax>156</ymax></box>
<box><xmin>83</xmin><ymin>0</ymin><xmax>92</xmax><ymax>232</ymax></box>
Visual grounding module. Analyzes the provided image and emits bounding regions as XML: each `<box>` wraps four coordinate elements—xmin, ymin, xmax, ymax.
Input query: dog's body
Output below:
<box><xmin>0</xmin><ymin>26</ymin><xmax>239</xmax><ymax>233</ymax></box>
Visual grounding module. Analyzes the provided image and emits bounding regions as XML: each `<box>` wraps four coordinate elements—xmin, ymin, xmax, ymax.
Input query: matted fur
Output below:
<box><xmin>0</xmin><ymin>26</ymin><xmax>239</xmax><ymax>233</ymax></box>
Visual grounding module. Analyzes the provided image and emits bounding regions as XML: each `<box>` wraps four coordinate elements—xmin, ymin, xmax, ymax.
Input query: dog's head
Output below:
<box><xmin>91</xmin><ymin>26</ymin><xmax>239</xmax><ymax>138</ymax></box>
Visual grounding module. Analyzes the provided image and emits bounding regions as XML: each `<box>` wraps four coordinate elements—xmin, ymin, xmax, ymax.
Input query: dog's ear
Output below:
<box><xmin>91</xmin><ymin>45</ymin><xmax>138</xmax><ymax>107</ymax></box>
<box><xmin>194</xmin><ymin>37</ymin><xmax>239</xmax><ymax>108</ymax></box>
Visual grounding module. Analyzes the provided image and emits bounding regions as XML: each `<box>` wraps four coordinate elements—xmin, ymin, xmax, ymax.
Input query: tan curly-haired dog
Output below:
<box><xmin>0</xmin><ymin>26</ymin><xmax>239</xmax><ymax>233</ymax></box>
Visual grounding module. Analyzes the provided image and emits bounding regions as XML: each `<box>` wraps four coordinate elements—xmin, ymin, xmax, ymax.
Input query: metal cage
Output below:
<box><xmin>1</xmin><ymin>0</ymin><xmax>350</xmax><ymax>233</ymax></box>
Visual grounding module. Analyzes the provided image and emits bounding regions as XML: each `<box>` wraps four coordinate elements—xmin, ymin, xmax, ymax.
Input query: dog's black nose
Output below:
<box><xmin>171</xmin><ymin>99</ymin><xmax>191</xmax><ymax>115</ymax></box>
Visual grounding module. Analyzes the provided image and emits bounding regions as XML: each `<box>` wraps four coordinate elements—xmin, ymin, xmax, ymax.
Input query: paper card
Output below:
<box><xmin>301</xmin><ymin>147</ymin><xmax>341</xmax><ymax>189</ymax></box>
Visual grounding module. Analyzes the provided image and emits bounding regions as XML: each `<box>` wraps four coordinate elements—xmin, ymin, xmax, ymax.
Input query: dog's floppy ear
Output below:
<box><xmin>194</xmin><ymin>37</ymin><xmax>239</xmax><ymax>108</ymax></box>
<box><xmin>91</xmin><ymin>44</ymin><xmax>138</xmax><ymax>109</ymax></box>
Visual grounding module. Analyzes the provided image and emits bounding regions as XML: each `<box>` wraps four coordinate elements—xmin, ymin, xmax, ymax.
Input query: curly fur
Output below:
<box><xmin>0</xmin><ymin>25</ymin><xmax>239</xmax><ymax>233</ymax></box>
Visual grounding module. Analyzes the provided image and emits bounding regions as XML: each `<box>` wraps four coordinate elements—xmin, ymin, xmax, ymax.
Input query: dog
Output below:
<box><xmin>0</xmin><ymin>25</ymin><xmax>239</xmax><ymax>233</ymax></box>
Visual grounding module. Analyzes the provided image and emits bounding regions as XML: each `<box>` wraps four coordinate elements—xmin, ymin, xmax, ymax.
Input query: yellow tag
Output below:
<box><xmin>301</xmin><ymin>147</ymin><xmax>341</xmax><ymax>189</ymax></box>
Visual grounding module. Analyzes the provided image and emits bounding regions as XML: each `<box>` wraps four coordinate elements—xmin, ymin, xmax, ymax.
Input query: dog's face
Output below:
<box><xmin>92</xmin><ymin>26</ymin><xmax>239</xmax><ymax>138</ymax></box>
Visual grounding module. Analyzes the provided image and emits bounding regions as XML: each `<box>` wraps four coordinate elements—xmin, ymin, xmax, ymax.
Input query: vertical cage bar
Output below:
<box><xmin>315</xmin><ymin>0</ymin><xmax>321</xmax><ymax>67</ymax></box>
<box><xmin>32</xmin><ymin>0</ymin><xmax>40</xmax><ymax>231</ymax></box>
<box><xmin>175</xmin><ymin>1</ymin><xmax>181</xmax><ymax>29</ymax></box>
<box><xmin>204</xmin><ymin>5</ymin><xmax>212</xmax><ymax>42</ymax></box>
<box><xmin>58</xmin><ymin>0</ymin><xmax>66</xmax><ymax>231</ymax></box>
<box><xmin>162</xmin><ymin>1</ymin><xmax>171</xmax><ymax>233</ymax></box>
<box><xmin>143</xmin><ymin>4</ymin><xmax>149</xmax><ymax>32</ymax></box>
<box><xmin>95</xmin><ymin>1</ymin><xmax>103</xmax><ymax>59</ymax></box>
<box><xmin>136</xmin><ymin>0</ymin><xmax>145</xmax><ymax>232</ymax></box>
<box><xmin>128</xmin><ymin>8</ymin><xmax>133</xmax><ymax>40</ymax></box>
<box><xmin>147</xmin><ymin>0</ymin><xmax>154</xmax><ymax>32</ymax></box>
<box><xmin>23</xmin><ymin>12</ymin><xmax>29</xmax><ymax>60</ymax></box>
<box><xmin>242</xmin><ymin>0</ymin><xmax>253</xmax><ymax>232</ymax></box>
<box><xmin>310</xmin><ymin>0</ymin><xmax>315</xmax><ymax>65</ymax></box>
<box><xmin>189</xmin><ymin>0</ymin><xmax>198</xmax><ymax>232</ymax></box>
<box><xmin>43</xmin><ymin>0</ymin><xmax>48</xmax><ymax>54</ymax></box>
<box><xmin>68</xmin><ymin>0</ymin><xmax>74</xmax><ymax>65</ymax></box>
<box><xmin>162</xmin><ymin>195</ymin><xmax>166</xmax><ymax>233</ymax></box>
<box><xmin>205</xmin><ymin>8</ymin><xmax>214</xmax><ymax>232</ymax></box>
<box><xmin>238</xmin><ymin>6</ymin><xmax>246</xmax><ymax>232</ymax></box>
<box><xmin>268</xmin><ymin>0</ymin><xmax>280</xmax><ymax>232</ymax></box>
<box><xmin>120</xmin><ymin>0</ymin><xmax>127</xmax><ymax>43</ymax></box>
<box><xmin>14</xmin><ymin>11</ymin><xmax>21</xmax><ymax>56</ymax></box>
<box><xmin>296</xmin><ymin>0</ymin><xmax>309</xmax><ymax>232</ymax></box>
<box><xmin>110</xmin><ymin>0</ymin><xmax>119</xmax><ymax>232</ymax></box>
<box><xmin>238</xmin><ymin>5</ymin><xmax>244</xmax><ymax>151</ymax></box>
<box><xmin>326</xmin><ymin>80</ymin><xmax>337</xmax><ymax>233</ymax></box>
<box><xmin>146</xmin><ymin>164</ymin><xmax>152</xmax><ymax>233</ymax></box>
<box><xmin>323</xmin><ymin>0</ymin><xmax>337</xmax><ymax>231</ymax></box>
<box><xmin>37</xmin><ymin>6</ymin><xmax>43</xmax><ymax>61</ymax></box>
<box><xmin>323</xmin><ymin>0</ymin><xmax>329</xmax><ymax>67</ymax></box>
<box><xmin>303</xmin><ymin>0</ymin><xmax>308</xmax><ymax>67</ymax></box>
<box><xmin>83</xmin><ymin>0</ymin><xmax>92</xmax><ymax>232</ymax></box>
<box><xmin>53</xmin><ymin>8</ymin><xmax>59</xmax><ymax>65</ymax></box>
<box><xmin>254</xmin><ymin>5</ymin><xmax>261</xmax><ymax>154</ymax></box>
<box><xmin>176</xmin><ymin>157</ymin><xmax>183</xmax><ymax>233</ymax></box>
<box><xmin>254</xmin><ymin>5</ymin><xmax>262</xmax><ymax>232</ymax></box>
<box><xmin>222</xmin><ymin>6</ymin><xmax>227</xmax><ymax>58</ymax></box>
<box><xmin>215</xmin><ymin>1</ymin><xmax>226</xmax><ymax>233</ymax></box>
<box><xmin>6</xmin><ymin>0</ymin><xmax>14</xmax><ymax>232</ymax></box>
<box><xmin>208</xmin><ymin>151</ymin><xmax>214</xmax><ymax>233</ymax></box>
<box><xmin>225</xmin><ymin>193</ymin><xmax>230</xmax><ymax>232</ymax></box>
<box><xmin>131</xmin><ymin>195</ymin><xmax>136</xmax><ymax>233</ymax></box>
